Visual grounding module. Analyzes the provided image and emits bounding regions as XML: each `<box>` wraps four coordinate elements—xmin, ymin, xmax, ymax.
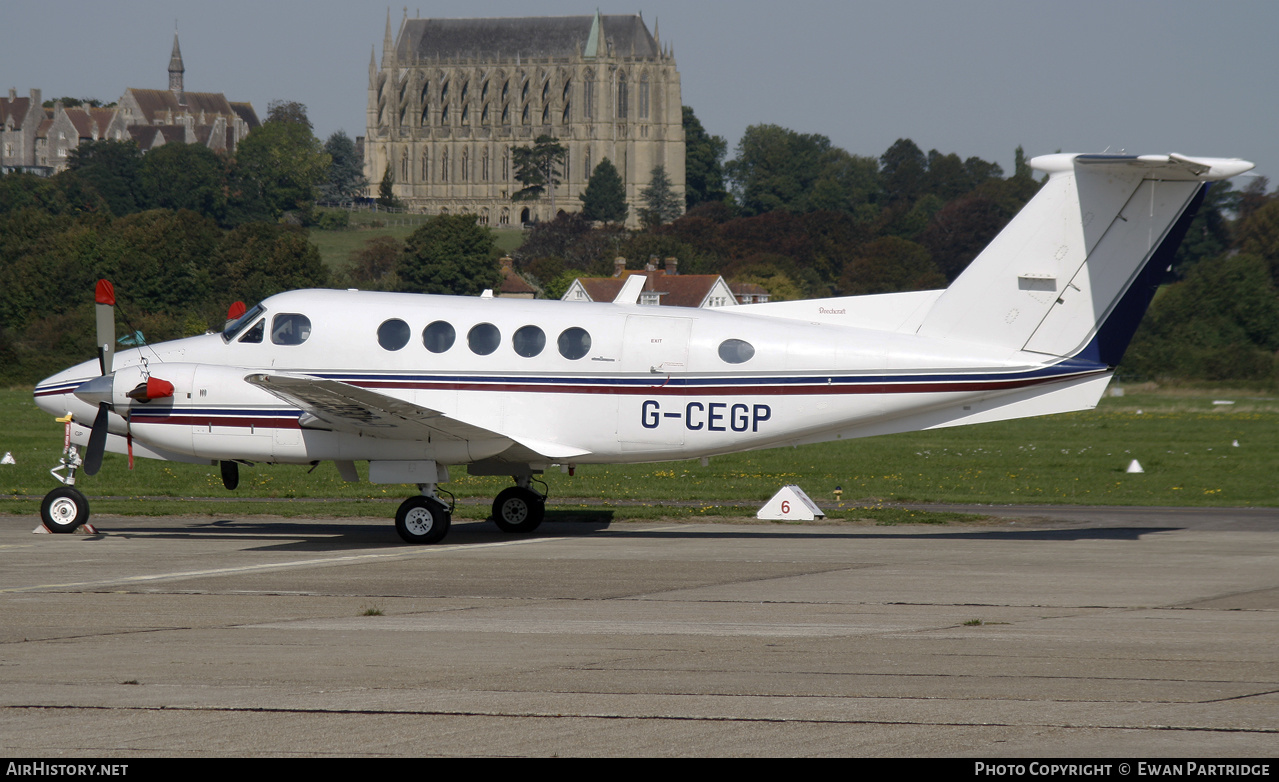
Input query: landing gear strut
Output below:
<box><xmin>394</xmin><ymin>483</ymin><xmax>452</xmax><ymax>544</ymax></box>
<box><xmin>42</xmin><ymin>416</ymin><xmax>90</xmax><ymax>533</ymax></box>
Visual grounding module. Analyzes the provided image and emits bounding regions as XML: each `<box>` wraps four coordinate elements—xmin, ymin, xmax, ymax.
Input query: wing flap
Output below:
<box><xmin>245</xmin><ymin>373</ymin><xmax>497</xmax><ymax>442</ymax></box>
<box><xmin>244</xmin><ymin>373</ymin><xmax>592</xmax><ymax>460</ymax></box>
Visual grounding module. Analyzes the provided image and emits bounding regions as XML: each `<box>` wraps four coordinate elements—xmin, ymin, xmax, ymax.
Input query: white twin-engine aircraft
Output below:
<box><xmin>33</xmin><ymin>153</ymin><xmax>1253</xmax><ymax>543</ymax></box>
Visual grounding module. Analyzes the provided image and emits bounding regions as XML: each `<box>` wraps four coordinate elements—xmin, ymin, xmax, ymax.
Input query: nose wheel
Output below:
<box><xmin>41</xmin><ymin>487</ymin><xmax>90</xmax><ymax>533</ymax></box>
<box><xmin>492</xmin><ymin>486</ymin><xmax>545</xmax><ymax>533</ymax></box>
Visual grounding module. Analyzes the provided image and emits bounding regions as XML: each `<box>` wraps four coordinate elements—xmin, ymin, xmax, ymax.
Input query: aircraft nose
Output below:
<box><xmin>73</xmin><ymin>375</ymin><xmax>113</xmax><ymax>407</ymax></box>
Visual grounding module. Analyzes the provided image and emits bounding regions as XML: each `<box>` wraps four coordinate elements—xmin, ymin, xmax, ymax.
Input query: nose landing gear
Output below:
<box><xmin>41</xmin><ymin>415</ymin><xmax>92</xmax><ymax>533</ymax></box>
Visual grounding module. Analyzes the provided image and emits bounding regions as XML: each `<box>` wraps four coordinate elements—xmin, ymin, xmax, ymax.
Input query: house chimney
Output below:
<box><xmin>613</xmin><ymin>257</ymin><xmax>626</xmax><ymax>277</ymax></box>
<box><xmin>645</xmin><ymin>255</ymin><xmax>658</xmax><ymax>272</ymax></box>
<box><xmin>500</xmin><ymin>255</ymin><xmax>514</xmax><ymax>271</ymax></box>
<box><xmin>664</xmin><ymin>257</ymin><xmax>678</xmax><ymax>276</ymax></box>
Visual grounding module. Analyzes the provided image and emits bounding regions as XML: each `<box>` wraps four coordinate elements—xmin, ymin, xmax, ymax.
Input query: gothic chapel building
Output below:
<box><xmin>366</xmin><ymin>11</ymin><xmax>685</xmax><ymax>228</ymax></box>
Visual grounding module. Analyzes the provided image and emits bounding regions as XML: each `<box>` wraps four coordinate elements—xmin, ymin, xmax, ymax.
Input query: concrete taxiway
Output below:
<box><xmin>1</xmin><ymin>506</ymin><xmax>1275</xmax><ymax>757</ymax></box>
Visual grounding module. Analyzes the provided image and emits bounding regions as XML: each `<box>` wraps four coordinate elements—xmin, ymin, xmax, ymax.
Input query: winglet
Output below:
<box><xmin>613</xmin><ymin>273</ymin><xmax>647</xmax><ymax>304</ymax></box>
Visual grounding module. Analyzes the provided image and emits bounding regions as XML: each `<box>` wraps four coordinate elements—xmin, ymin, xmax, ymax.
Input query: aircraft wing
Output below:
<box><xmin>244</xmin><ymin>373</ymin><xmax>590</xmax><ymax>459</ymax></box>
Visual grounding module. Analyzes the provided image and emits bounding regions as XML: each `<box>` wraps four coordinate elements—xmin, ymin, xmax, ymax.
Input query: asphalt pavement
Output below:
<box><xmin>1</xmin><ymin>505</ymin><xmax>1275</xmax><ymax>757</ymax></box>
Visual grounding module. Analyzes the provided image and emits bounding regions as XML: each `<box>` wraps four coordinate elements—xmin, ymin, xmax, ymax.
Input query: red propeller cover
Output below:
<box><xmin>95</xmin><ymin>279</ymin><xmax>116</xmax><ymax>306</ymax></box>
<box><xmin>145</xmin><ymin>377</ymin><xmax>175</xmax><ymax>400</ymax></box>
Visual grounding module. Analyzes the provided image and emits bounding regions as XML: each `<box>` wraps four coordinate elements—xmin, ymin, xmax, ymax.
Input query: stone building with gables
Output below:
<box><xmin>4</xmin><ymin>34</ymin><xmax>258</xmax><ymax>174</ymax></box>
<box><xmin>365</xmin><ymin>10</ymin><xmax>685</xmax><ymax>228</ymax></box>
<box><xmin>109</xmin><ymin>34</ymin><xmax>259</xmax><ymax>154</ymax></box>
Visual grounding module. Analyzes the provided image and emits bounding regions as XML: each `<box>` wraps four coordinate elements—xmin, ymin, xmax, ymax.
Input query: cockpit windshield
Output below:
<box><xmin>222</xmin><ymin>303</ymin><xmax>265</xmax><ymax>342</ymax></box>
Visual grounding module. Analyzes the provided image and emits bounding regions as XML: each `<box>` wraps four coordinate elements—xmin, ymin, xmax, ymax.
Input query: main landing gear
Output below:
<box><xmin>492</xmin><ymin>485</ymin><xmax>546</xmax><ymax>533</ymax></box>
<box><xmin>393</xmin><ymin>475</ymin><xmax>547</xmax><ymax>544</ymax></box>
<box><xmin>395</xmin><ymin>483</ymin><xmax>453</xmax><ymax>544</ymax></box>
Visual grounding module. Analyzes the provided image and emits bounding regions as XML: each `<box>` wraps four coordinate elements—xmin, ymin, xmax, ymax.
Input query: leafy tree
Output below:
<box><xmin>321</xmin><ymin>130</ymin><xmax>367</xmax><ymax>203</ymax></box>
<box><xmin>838</xmin><ymin>236</ymin><xmax>945</xmax><ymax>295</ymax></box>
<box><xmin>726</xmin><ymin>124</ymin><xmax>818</xmax><ymax>215</ymax></box>
<box><xmin>727</xmin><ymin>255</ymin><xmax>806</xmax><ymax>302</ymax></box>
<box><xmin>212</xmin><ymin>223</ymin><xmax>329</xmax><ymax>306</ymax></box>
<box><xmin>1236</xmin><ymin>198</ymin><xmax>1279</xmax><ymax>285</ymax></box>
<box><xmin>229</xmin><ymin>121</ymin><xmax>331</xmax><ymax>222</ymax></box>
<box><xmin>879</xmin><ymin>138</ymin><xmax>928</xmax><ymax>205</ymax></box>
<box><xmin>1125</xmin><ymin>253</ymin><xmax>1279</xmax><ymax>381</ymax></box>
<box><xmin>341</xmin><ymin>236</ymin><xmax>402</xmax><ymax>290</ymax></box>
<box><xmin>580</xmin><ymin>158</ymin><xmax>628</xmax><ymax>224</ymax></box>
<box><xmin>376</xmin><ymin>162</ymin><xmax>401</xmax><ymax>209</ymax></box>
<box><xmin>42</xmin><ymin>97</ymin><xmax>109</xmax><ymax>109</ymax></box>
<box><xmin>726</xmin><ymin>125</ymin><xmax>878</xmax><ymax>217</ymax></box>
<box><xmin>65</xmin><ymin>139</ymin><xmax>144</xmax><ymax>216</ymax></box>
<box><xmin>398</xmin><ymin>214</ymin><xmax>501</xmax><ymax>295</ymax></box>
<box><xmin>639</xmin><ymin>165</ymin><xmax>683</xmax><ymax>228</ymax></box>
<box><xmin>682</xmin><ymin>105</ymin><xmax>728</xmax><ymax>208</ymax></box>
<box><xmin>0</xmin><ymin>172</ymin><xmax>81</xmax><ymax>217</ymax></box>
<box><xmin>1236</xmin><ymin>177</ymin><xmax>1272</xmax><ymax>226</ymax></box>
<box><xmin>1013</xmin><ymin>145</ymin><xmax>1034</xmax><ymax>181</ymax></box>
<box><xmin>512</xmin><ymin>135</ymin><xmax>567</xmax><ymax>210</ymax></box>
<box><xmin>1172</xmin><ymin>182</ymin><xmax>1237</xmax><ymax>277</ymax></box>
<box><xmin>806</xmin><ymin>148</ymin><xmax>880</xmax><ymax>218</ymax></box>
<box><xmin>924</xmin><ymin>151</ymin><xmax>973</xmax><ymax>201</ymax></box>
<box><xmin>918</xmin><ymin>175</ymin><xmax>1041</xmax><ymax>280</ymax></box>
<box><xmin>266</xmin><ymin>99</ymin><xmax>313</xmax><ymax>130</ymax></box>
<box><xmin>138</xmin><ymin>142</ymin><xmax>227</xmax><ymax>220</ymax></box>
<box><xmin>964</xmin><ymin>156</ymin><xmax>1005</xmax><ymax>187</ymax></box>
<box><xmin>513</xmin><ymin>212</ymin><xmax>623</xmax><ymax>274</ymax></box>
<box><xmin>101</xmin><ymin>209</ymin><xmax>221</xmax><ymax>314</ymax></box>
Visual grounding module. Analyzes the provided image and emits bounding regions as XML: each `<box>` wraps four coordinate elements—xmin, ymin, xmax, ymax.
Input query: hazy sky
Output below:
<box><xmin>5</xmin><ymin>1</ymin><xmax>1277</xmax><ymax>183</ymax></box>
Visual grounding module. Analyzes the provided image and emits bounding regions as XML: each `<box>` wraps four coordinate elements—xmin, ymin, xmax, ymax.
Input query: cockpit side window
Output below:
<box><xmin>238</xmin><ymin>319</ymin><xmax>265</xmax><ymax>344</ymax></box>
<box><xmin>271</xmin><ymin>313</ymin><xmax>312</xmax><ymax>346</ymax></box>
<box><xmin>222</xmin><ymin>303</ymin><xmax>265</xmax><ymax>342</ymax></box>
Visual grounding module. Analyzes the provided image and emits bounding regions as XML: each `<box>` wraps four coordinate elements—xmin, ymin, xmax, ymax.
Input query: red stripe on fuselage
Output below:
<box><xmin>352</xmin><ymin>371</ymin><xmax>1102</xmax><ymax>397</ymax></box>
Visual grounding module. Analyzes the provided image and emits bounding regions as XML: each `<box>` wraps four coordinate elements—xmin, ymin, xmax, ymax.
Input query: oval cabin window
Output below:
<box><xmin>718</xmin><ymin>339</ymin><xmax>755</xmax><ymax>364</ymax></box>
<box><xmin>512</xmin><ymin>325</ymin><xmax>546</xmax><ymax>358</ymax></box>
<box><xmin>557</xmin><ymin>327</ymin><xmax>592</xmax><ymax>360</ymax></box>
<box><xmin>377</xmin><ymin>319</ymin><xmax>411</xmax><ymax>351</ymax></box>
<box><xmin>468</xmin><ymin>323</ymin><xmax>501</xmax><ymax>355</ymax></box>
<box><xmin>423</xmin><ymin>321</ymin><xmax>456</xmax><ymax>353</ymax></box>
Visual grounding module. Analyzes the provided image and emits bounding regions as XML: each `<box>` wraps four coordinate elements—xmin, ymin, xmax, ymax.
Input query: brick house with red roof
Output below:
<box><xmin>562</xmin><ymin>258</ymin><xmax>743</xmax><ymax>308</ymax></box>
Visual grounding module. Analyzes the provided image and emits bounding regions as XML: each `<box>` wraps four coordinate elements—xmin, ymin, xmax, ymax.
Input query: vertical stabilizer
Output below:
<box><xmin>916</xmin><ymin>154</ymin><xmax>1252</xmax><ymax>365</ymax></box>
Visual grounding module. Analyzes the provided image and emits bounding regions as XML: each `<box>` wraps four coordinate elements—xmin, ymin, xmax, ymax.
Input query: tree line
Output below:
<box><xmin>2</xmin><ymin>99</ymin><xmax>1276</xmax><ymax>388</ymax></box>
<box><xmin>0</xmin><ymin>102</ymin><xmax>355</xmax><ymax>385</ymax></box>
<box><xmin>492</xmin><ymin>108</ymin><xmax>1279</xmax><ymax>386</ymax></box>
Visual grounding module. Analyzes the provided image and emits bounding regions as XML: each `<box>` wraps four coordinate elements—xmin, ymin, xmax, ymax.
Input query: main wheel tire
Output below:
<box><xmin>492</xmin><ymin>487</ymin><xmax>545</xmax><ymax>533</ymax></box>
<box><xmin>41</xmin><ymin>487</ymin><xmax>89</xmax><ymax>533</ymax></box>
<box><xmin>394</xmin><ymin>495</ymin><xmax>451</xmax><ymax>544</ymax></box>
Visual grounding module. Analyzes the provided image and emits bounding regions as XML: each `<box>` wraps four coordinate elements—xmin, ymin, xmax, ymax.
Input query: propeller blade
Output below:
<box><xmin>220</xmin><ymin>461</ymin><xmax>240</xmax><ymax>491</ymax></box>
<box><xmin>84</xmin><ymin>402</ymin><xmax>110</xmax><ymax>476</ymax></box>
<box><xmin>95</xmin><ymin>280</ymin><xmax>116</xmax><ymax>376</ymax></box>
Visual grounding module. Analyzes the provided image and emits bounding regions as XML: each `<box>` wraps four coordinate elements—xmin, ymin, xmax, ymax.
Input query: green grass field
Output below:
<box><xmin>308</xmin><ymin>208</ymin><xmax>525</xmax><ymax>273</ymax></box>
<box><xmin>1</xmin><ymin>386</ymin><xmax>1275</xmax><ymax>521</ymax></box>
